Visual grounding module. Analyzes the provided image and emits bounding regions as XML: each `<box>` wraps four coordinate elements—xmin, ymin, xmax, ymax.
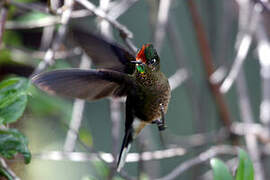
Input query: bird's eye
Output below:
<box><xmin>150</xmin><ymin>59</ymin><xmax>156</xmax><ymax>64</ymax></box>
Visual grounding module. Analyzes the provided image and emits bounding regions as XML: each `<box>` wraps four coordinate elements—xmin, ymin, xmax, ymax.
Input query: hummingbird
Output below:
<box><xmin>31</xmin><ymin>29</ymin><xmax>171</xmax><ymax>172</ymax></box>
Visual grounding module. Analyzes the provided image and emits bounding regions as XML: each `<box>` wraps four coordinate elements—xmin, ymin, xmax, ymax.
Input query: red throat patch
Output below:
<box><xmin>136</xmin><ymin>44</ymin><xmax>150</xmax><ymax>63</ymax></box>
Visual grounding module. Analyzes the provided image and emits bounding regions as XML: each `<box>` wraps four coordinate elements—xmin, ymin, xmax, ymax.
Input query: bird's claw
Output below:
<box><xmin>152</xmin><ymin>119</ymin><xmax>167</xmax><ymax>131</ymax></box>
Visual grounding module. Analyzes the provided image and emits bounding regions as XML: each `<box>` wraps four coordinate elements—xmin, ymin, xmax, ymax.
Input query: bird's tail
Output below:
<box><xmin>117</xmin><ymin>119</ymin><xmax>147</xmax><ymax>172</ymax></box>
<box><xmin>117</xmin><ymin>129</ymin><xmax>133</xmax><ymax>172</ymax></box>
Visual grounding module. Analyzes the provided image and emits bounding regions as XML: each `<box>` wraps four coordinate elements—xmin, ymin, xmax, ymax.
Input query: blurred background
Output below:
<box><xmin>0</xmin><ymin>0</ymin><xmax>270</xmax><ymax>179</ymax></box>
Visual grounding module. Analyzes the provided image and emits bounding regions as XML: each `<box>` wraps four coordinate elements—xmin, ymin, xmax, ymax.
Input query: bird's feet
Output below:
<box><xmin>152</xmin><ymin>119</ymin><xmax>167</xmax><ymax>131</ymax></box>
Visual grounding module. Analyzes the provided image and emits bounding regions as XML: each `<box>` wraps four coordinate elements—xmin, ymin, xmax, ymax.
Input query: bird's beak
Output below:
<box><xmin>130</xmin><ymin>60</ymin><xmax>142</xmax><ymax>64</ymax></box>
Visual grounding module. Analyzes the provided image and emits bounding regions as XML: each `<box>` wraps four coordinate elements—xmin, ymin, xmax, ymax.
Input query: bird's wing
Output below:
<box><xmin>72</xmin><ymin>29</ymin><xmax>135</xmax><ymax>74</ymax></box>
<box><xmin>32</xmin><ymin>69</ymin><xmax>134</xmax><ymax>101</ymax></box>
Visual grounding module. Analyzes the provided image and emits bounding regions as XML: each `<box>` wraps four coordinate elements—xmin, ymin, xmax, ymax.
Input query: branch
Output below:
<box><xmin>107</xmin><ymin>0</ymin><xmax>139</xmax><ymax>19</ymax></box>
<box><xmin>233</xmin><ymin>3</ymin><xmax>265</xmax><ymax>179</ymax></box>
<box><xmin>75</xmin><ymin>0</ymin><xmax>133</xmax><ymax>38</ymax></box>
<box><xmin>32</xmin><ymin>0</ymin><xmax>75</xmax><ymax>75</ymax></box>
<box><xmin>156</xmin><ymin>145</ymin><xmax>237</xmax><ymax>180</ymax></box>
<box><xmin>154</xmin><ymin>0</ymin><xmax>173</xmax><ymax>52</ymax></box>
<box><xmin>0</xmin><ymin>158</ymin><xmax>20</xmax><ymax>180</ymax></box>
<box><xmin>168</xmin><ymin>68</ymin><xmax>188</xmax><ymax>91</ymax></box>
<box><xmin>32</xmin><ymin>146</ymin><xmax>186</xmax><ymax>163</ymax></box>
<box><xmin>0</xmin><ymin>5</ymin><xmax>7</xmax><ymax>46</ymax></box>
<box><xmin>256</xmin><ymin>22</ymin><xmax>270</xmax><ymax>126</ymax></box>
<box><xmin>219</xmin><ymin>3</ymin><xmax>262</xmax><ymax>93</ymax></box>
<box><xmin>187</xmin><ymin>0</ymin><xmax>233</xmax><ymax>129</ymax></box>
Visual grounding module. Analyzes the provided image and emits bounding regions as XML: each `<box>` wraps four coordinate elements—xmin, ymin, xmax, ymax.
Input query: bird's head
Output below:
<box><xmin>131</xmin><ymin>44</ymin><xmax>160</xmax><ymax>74</ymax></box>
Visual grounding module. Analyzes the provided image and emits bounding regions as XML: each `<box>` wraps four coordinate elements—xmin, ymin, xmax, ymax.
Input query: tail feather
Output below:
<box><xmin>117</xmin><ymin>129</ymin><xmax>133</xmax><ymax>172</ymax></box>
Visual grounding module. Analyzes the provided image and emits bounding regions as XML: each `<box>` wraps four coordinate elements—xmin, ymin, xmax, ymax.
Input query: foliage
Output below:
<box><xmin>211</xmin><ymin>149</ymin><xmax>254</xmax><ymax>180</ymax></box>
<box><xmin>0</xmin><ymin>77</ymin><xmax>31</xmax><ymax>179</ymax></box>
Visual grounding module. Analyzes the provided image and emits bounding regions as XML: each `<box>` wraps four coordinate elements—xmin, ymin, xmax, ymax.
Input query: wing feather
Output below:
<box><xmin>32</xmin><ymin>69</ymin><xmax>134</xmax><ymax>101</ymax></box>
<box><xmin>72</xmin><ymin>29</ymin><xmax>135</xmax><ymax>74</ymax></box>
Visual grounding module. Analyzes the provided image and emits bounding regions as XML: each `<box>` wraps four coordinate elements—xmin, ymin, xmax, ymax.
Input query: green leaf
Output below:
<box><xmin>0</xmin><ymin>77</ymin><xmax>30</xmax><ymax>124</ymax></box>
<box><xmin>2</xmin><ymin>31</ymin><xmax>22</xmax><ymax>47</ymax></box>
<box><xmin>93</xmin><ymin>161</ymin><xmax>109</xmax><ymax>178</ymax></box>
<box><xmin>210</xmin><ymin>158</ymin><xmax>233</xmax><ymax>180</ymax></box>
<box><xmin>79</xmin><ymin>128</ymin><xmax>93</xmax><ymax>147</ymax></box>
<box><xmin>0</xmin><ymin>166</ymin><xmax>14</xmax><ymax>180</ymax></box>
<box><xmin>16</xmin><ymin>11</ymin><xmax>52</xmax><ymax>23</ymax></box>
<box><xmin>235</xmin><ymin>149</ymin><xmax>254</xmax><ymax>180</ymax></box>
<box><xmin>0</xmin><ymin>128</ymin><xmax>31</xmax><ymax>164</ymax></box>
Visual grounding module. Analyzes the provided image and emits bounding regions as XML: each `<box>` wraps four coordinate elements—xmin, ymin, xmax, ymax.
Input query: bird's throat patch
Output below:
<box><xmin>136</xmin><ymin>64</ymin><xmax>145</xmax><ymax>74</ymax></box>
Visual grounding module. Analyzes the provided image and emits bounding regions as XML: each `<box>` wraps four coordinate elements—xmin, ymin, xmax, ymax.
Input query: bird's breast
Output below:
<box><xmin>132</xmin><ymin>73</ymin><xmax>171</xmax><ymax>122</ymax></box>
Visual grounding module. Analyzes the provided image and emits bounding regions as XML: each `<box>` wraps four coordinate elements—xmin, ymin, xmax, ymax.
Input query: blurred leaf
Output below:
<box><xmin>236</xmin><ymin>149</ymin><xmax>254</xmax><ymax>180</ymax></box>
<box><xmin>79</xmin><ymin>128</ymin><xmax>93</xmax><ymax>147</ymax></box>
<box><xmin>16</xmin><ymin>11</ymin><xmax>51</xmax><ymax>23</ymax></box>
<box><xmin>139</xmin><ymin>173</ymin><xmax>150</xmax><ymax>180</ymax></box>
<box><xmin>0</xmin><ymin>128</ymin><xmax>31</xmax><ymax>164</ymax></box>
<box><xmin>0</xmin><ymin>49</ymin><xmax>12</xmax><ymax>63</ymax></box>
<box><xmin>210</xmin><ymin>158</ymin><xmax>233</xmax><ymax>180</ymax></box>
<box><xmin>3</xmin><ymin>31</ymin><xmax>22</xmax><ymax>47</ymax></box>
<box><xmin>0</xmin><ymin>77</ymin><xmax>30</xmax><ymax>124</ymax></box>
<box><xmin>93</xmin><ymin>161</ymin><xmax>109</xmax><ymax>179</ymax></box>
<box><xmin>0</xmin><ymin>166</ymin><xmax>13</xmax><ymax>180</ymax></box>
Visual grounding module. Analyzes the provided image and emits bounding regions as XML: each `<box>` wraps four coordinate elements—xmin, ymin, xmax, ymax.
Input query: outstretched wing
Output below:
<box><xmin>32</xmin><ymin>69</ymin><xmax>134</xmax><ymax>101</ymax></box>
<box><xmin>72</xmin><ymin>29</ymin><xmax>135</xmax><ymax>74</ymax></box>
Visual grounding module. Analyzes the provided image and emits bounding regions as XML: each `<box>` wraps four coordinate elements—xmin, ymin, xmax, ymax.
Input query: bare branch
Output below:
<box><xmin>168</xmin><ymin>68</ymin><xmax>188</xmax><ymax>91</ymax></box>
<box><xmin>219</xmin><ymin>3</ymin><xmax>262</xmax><ymax>93</ymax></box>
<box><xmin>0</xmin><ymin>6</ymin><xmax>8</xmax><ymax>46</ymax></box>
<box><xmin>32</xmin><ymin>0</ymin><xmax>75</xmax><ymax>75</ymax></box>
<box><xmin>236</xmin><ymin>69</ymin><xmax>265</xmax><ymax>180</ymax></box>
<box><xmin>75</xmin><ymin>0</ymin><xmax>133</xmax><ymax>38</ymax></box>
<box><xmin>107</xmin><ymin>0</ymin><xmax>139</xmax><ymax>19</ymax></box>
<box><xmin>156</xmin><ymin>145</ymin><xmax>237</xmax><ymax>180</ymax></box>
<box><xmin>187</xmin><ymin>0</ymin><xmax>233</xmax><ymax>129</ymax></box>
<box><xmin>0</xmin><ymin>158</ymin><xmax>20</xmax><ymax>180</ymax></box>
<box><xmin>154</xmin><ymin>0</ymin><xmax>173</xmax><ymax>52</ymax></box>
<box><xmin>256</xmin><ymin>22</ymin><xmax>270</xmax><ymax>126</ymax></box>
<box><xmin>32</xmin><ymin>146</ymin><xmax>186</xmax><ymax>163</ymax></box>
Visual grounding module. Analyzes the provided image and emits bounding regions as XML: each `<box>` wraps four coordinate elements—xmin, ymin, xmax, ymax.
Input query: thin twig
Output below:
<box><xmin>107</xmin><ymin>0</ymin><xmax>139</xmax><ymax>19</ymax></box>
<box><xmin>187</xmin><ymin>0</ymin><xmax>233</xmax><ymax>129</ymax></box>
<box><xmin>0</xmin><ymin>158</ymin><xmax>20</xmax><ymax>180</ymax></box>
<box><xmin>219</xmin><ymin>3</ymin><xmax>262</xmax><ymax>93</ymax></box>
<box><xmin>168</xmin><ymin>68</ymin><xmax>188</xmax><ymax>91</ymax></box>
<box><xmin>236</xmin><ymin>69</ymin><xmax>265</xmax><ymax>180</ymax></box>
<box><xmin>0</xmin><ymin>6</ymin><xmax>8</xmax><ymax>46</ymax></box>
<box><xmin>156</xmin><ymin>145</ymin><xmax>238</xmax><ymax>180</ymax></box>
<box><xmin>234</xmin><ymin>3</ymin><xmax>265</xmax><ymax>179</ymax></box>
<box><xmin>32</xmin><ymin>0</ymin><xmax>75</xmax><ymax>75</ymax></box>
<box><xmin>40</xmin><ymin>26</ymin><xmax>55</xmax><ymax>50</ymax></box>
<box><xmin>154</xmin><ymin>0</ymin><xmax>173</xmax><ymax>52</ymax></box>
<box><xmin>32</xmin><ymin>145</ymin><xmax>186</xmax><ymax>163</ymax></box>
<box><xmin>257</xmin><ymin>22</ymin><xmax>270</xmax><ymax>126</ymax></box>
<box><xmin>75</xmin><ymin>0</ymin><xmax>133</xmax><ymax>38</ymax></box>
